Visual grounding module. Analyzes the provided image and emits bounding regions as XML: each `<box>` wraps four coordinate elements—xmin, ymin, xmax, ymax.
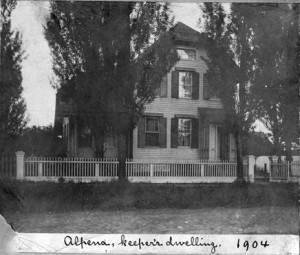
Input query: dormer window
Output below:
<box><xmin>177</xmin><ymin>48</ymin><xmax>196</xmax><ymax>60</ymax></box>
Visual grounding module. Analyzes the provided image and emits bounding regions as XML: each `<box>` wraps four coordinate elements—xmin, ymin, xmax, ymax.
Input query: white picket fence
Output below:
<box><xmin>270</xmin><ymin>161</ymin><xmax>300</xmax><ymax>182</ymax></box>
<box><xmin>126</xmin><ymin>159</ymin><xmax>249</xmax><ymax>183</ymax></box>
<box><xmin>17</xmin><ymin>155</ymin><xmax>252</xmax><ymax>183</ymax></box>
<box><xmin>24</xmin><ymin>157</ymin><xmax>119</xmax><ymax>182</ymax></box>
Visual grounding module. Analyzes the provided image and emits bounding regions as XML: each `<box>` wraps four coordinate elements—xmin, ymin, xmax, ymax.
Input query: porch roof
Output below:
<box><xmin>198</xmin><ymin>107</ymin><xmax>225</xmax><ymax>124</ymax></box>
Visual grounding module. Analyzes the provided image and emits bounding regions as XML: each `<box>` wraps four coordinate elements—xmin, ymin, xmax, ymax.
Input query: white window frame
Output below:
<box><xmin>179</xmin><ymin>71</ymin><xmax>193</xmax><ymax>99</ymax></box>
<box><xmin>178</xmin><ymin>118</ymin><xmax>192</xmax><ymax>147</ymax></box>
<box><xmin>177</xmin><ymin>48</ymin><xmax>196</xmax><ymax>61</ymax></box>
<box><xmin>145</xmin><ymin>117</ymin><xmax>160</xmax><ymax>147</ymax></box>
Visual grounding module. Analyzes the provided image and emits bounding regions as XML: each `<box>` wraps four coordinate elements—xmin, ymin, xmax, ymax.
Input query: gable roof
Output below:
<box><xmin>170</xmin><ymin>22</ymin><xmax>238</xmax><ymax>73</ymax></box>
<box><xmin>170</xmin><ymin>22</ymin><xmax>207</xmax><ymax>43</ymax></box>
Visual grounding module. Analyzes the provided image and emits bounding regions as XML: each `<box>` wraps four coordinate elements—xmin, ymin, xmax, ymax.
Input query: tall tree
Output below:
<box><xmin>251</xmin><ymin>4</ymin><xmax>299</xmax><ymax>160</ymax></box>
<box><xmin>0</xmin><ymin>0</ymin><xmax>26</xmax><ymax>155</ymax></box>
<box><xmin>200</xmin><ymin>3</ymin><xmax>258</xmax><ymax>181</ymax></box>
<box><xmin>45</xmin><ymin>2</ymin><xmax>178</xmax><ymax>178</ymax></box>
<box><xmin>200</xmin><ymin>3</ymin><xmax>299</xmax><ymax>178</ymax></box>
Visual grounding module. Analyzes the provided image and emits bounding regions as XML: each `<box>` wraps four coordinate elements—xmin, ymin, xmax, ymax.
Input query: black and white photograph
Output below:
<box><xmin>0</xmin><ymin>1</ymin><xmax>299</xmax><ymax>254</ymax></box>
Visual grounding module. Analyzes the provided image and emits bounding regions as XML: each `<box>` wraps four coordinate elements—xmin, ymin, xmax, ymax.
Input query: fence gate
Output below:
<box><xmin>270</xmin><ymin>161</ymin><xmax>300</xmax><ymax>182</ymax></box>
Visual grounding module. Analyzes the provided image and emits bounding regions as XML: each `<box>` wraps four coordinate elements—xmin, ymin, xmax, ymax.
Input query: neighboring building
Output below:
<box><xmin>54</xmin><ymin>22</ymin><xmax>236</xmax><ymax>160</ymax></box>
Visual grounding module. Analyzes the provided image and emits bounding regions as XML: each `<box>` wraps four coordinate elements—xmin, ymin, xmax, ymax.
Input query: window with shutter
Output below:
<box><xmin>178</xmin><ymin>118</ymin><xmax>191</xmax><ymax>147</ymax></box>
<box><xmin>138</xmin><ymin>116</ymin><xmax>167</xmax><ymax>148</ymax></box>
<box><xmin>172</xmin><ymin>70</ymin><xmax>200</xmax><ymax>100</ymax></box>
<box><xmin>179</xmin><ymin>72</ymin><xmax>192</xmax><ymax>98</ymax></box>
<box><xmin>171</xmin><ymin>117</ymin><xmax>199</xmax><ymax>148</ymax></box>
<box><xmin>145</xmin><ymin>117</ymin><xmax>159</xmax><ymax>146</ymax></box>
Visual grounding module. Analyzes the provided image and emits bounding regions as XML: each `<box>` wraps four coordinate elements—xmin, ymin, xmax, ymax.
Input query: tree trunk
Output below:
<box><xmin>117</xmin><ymin>133</ymin><xmax>127</xmax><ymax>180</ymax></box>
<box><xmin>235</xmin><ymin>129</ymin><xmax>244</xmax><ymax>182</ymax></box>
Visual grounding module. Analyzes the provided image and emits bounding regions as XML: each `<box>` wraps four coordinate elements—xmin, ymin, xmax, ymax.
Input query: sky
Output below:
<box><xmin>10</xmin><ymin>1</ymin><xmax>268</xmax><ymax>132</ymax></box>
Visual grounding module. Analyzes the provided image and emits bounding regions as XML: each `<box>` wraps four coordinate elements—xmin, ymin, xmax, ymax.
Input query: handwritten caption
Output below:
<box><xmin>64</xmin><ymin>234</ymin><xmax>270</xmax><ymax>254</ymax></box>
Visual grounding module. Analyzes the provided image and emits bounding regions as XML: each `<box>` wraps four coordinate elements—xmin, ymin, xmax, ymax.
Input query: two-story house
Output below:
<box><xmin>54</xmin><ymin>22</ymin><xmax>236</xmax><ymax>160</ymax></box>
<box><xmin>132</xmin><ymin>22</ymin><xmax>236</xmax><ymax>161</ymax></box>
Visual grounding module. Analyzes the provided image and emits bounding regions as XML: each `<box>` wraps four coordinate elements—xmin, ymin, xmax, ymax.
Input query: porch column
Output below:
<box><xmin>247</xmin><ymin>155</ymin><xmax>255</xmax><ymax>183</ymax></box>
<box><xmin>16</xmin><ymin>151</ymin><xmax>25</xmax><ymax>180</ymax></box>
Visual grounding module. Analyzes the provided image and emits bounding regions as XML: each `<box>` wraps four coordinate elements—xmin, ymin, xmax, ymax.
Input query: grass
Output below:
<box><xmin>0</xmin><ymin>179</ymin><xmax>298</xmax><ymax>217</ymax></box>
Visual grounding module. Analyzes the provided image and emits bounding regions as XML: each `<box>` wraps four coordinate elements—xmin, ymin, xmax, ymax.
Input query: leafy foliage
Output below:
<box><xmin>17</xmin><ymin>125</ymin><xmax>64</xmax><ymax>156</ymax></box>
<box><xmin>199</xmin><ymin>3</ymin><xmax>259</xmax><ymax>180</ymax></box>
<box><xmin>251</xmin><ymin>4</ymin><xmax>299</xmax><ymax>158</ymax></box>
<box><xmin>45</xmin><ymin>2</ymin><xmax>179</xmax><ymax>176</ymax></box>
<box><xmin>247</xmin><ymin>132</ymin><xmax>273</xmax><ymax>156</ymax></box>
<box><xmin>0</xmin><ymin>0</ymin><xmax>27</xmax><ymax>155</ymax></box>
<box><xmin>200</xmin><ymin>3</ymin><xmax>299</xmax><ymax>179</ymax></box>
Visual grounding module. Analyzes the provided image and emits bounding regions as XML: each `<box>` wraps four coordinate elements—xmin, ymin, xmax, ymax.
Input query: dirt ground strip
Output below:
<box><xmin>4</xmin><ymin>207</ymin><xmax>298</xmax><ymax>234</ymax></box>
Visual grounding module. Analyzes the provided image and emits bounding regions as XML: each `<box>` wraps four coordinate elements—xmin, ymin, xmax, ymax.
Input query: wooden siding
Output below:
<box><xmin>133</xmin><ymin>46</ymin><xmax>225</xmax><ymax>160</ymax></box>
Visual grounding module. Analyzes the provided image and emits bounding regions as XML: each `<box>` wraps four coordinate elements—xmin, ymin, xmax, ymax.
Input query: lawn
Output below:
<box><xmin>0</xmin><ymin>180</ymin><xmax>298</xmax><ymax>234</ymax></box>
<box><xmin>0</xmin><ymin>180</ymin><xmax>297</xmax><ymax>215</ymax></box>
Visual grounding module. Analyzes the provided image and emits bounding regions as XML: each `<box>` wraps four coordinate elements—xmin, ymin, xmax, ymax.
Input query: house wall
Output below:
<box><xmin>132</xmin><ymin>45</ymin><xmax>235</xmax><ymax>160</ymax></box>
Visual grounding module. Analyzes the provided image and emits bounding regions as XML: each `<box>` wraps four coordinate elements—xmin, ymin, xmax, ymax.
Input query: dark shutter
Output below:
<box><xmin>137</xmin><ymin>117</ymin><xmax>145</xmax><ymax>148</ymax></box>
<box><xmin>199</xmin><ymin>125</ymin><xmax>209</xmax><ymax>159</ymax></box>
<box><xmin>159</xmin><ymin>117</ymin><xmax>167</xmax><ymax>148</ymax></box>
<box><xmin>171</xmin><ymin>117</ymin><xmax>178</xmax><ymax>148</ymax></box>
<box><xmin>160</xmin><ymin>76</ymin><xmax>167</xmax><ymax>98</ymax></box>
<box><xmin>203</xmin><ymin>73</ymin><xmax>210</xmax><ymax>100</ymax></box>
<box><xmin>171</xmin><ymin>70</ymin><xmax>179</xmax><ymax>98</ymax></box>
<box><xmin>220</xmin><ymin>127</ymin><xmax>230</xmax><ymax>160</ymax></box>
<box><xmin>192</xmin><ymin>72</ymin><xmax>199</xmax><ymax>100</ymax></box>
<box><xmin>191</xmin><ymin>118</ymin><xmax>199</xmax><ymax>148</ymax></box>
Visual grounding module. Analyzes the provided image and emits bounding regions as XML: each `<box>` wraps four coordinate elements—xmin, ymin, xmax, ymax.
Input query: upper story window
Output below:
<box><xmin>171</xmin><ymin>70</ymin><xmax>199</xmax><ymax>100</ymax></box>
<box><xmin>179</xmin><ymin>71</ymin><xmax>192</xmax><ymax>98</ymax></box>
<box><xmin>177</xmin><ymin>48</ymin><xmax>196</xmax><ymax>61</ymax></box>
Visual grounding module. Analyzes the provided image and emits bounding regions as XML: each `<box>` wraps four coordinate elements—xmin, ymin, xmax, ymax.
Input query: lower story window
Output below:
<box><xmin>178</xmin><ymin>118</ymin><xmax>191</xmax><ymax>147</ymax></box>
<box><xmin>145</xmin><ymin>117</ymin><xmax>159</xmax><ymax>146</ymax></box>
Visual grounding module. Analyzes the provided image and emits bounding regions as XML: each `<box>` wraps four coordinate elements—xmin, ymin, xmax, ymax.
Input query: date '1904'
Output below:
<box><xmin>237</xmin><ymin>238</ymin><xmax>270</xmax><ymax>251</ymax></box>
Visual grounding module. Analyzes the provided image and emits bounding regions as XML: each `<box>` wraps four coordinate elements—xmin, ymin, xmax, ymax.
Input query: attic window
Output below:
<box><xmin>177</xmin><ymin>48</ymin><xmax>196</xmax><ymax>60</ymax></box>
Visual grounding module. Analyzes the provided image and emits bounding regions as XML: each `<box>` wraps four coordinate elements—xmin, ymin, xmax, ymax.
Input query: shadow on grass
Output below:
<box><xmin>0</xmin><ymin>179</ymin><xmax>298</xmax><ymax>217</ymax></box>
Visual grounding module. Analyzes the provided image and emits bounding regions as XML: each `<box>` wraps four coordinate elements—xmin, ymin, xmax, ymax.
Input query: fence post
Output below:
<box><xmin>95</xmin><ymin>163</ymin><xmax>99</xmax><ymax>177</ymax></box>
<box><xmin>38</xmin><ymin>162</ymin><xmax>43</xmax><ymax>177</ymax></box>
<box><xmin>247</xmin><ymin>155</ymin><xmax>255</xmax><ymax>183</ymax></box>
<box><xmin>287</xmin><ymin>161</ymin><xmax>290</xmax><ymax>182</ymax></box>
<box><xmin>200</xmin><ymin>164</ymin><xmax>204</xmax><ymax>177</ymax></box>
<box><xmin>15</xmin><ymin>151</ymin><xmax>25</xmax><ymax>180</ymax></box>
<box><xmin>150</xmin><ymin>164</ymin><xmax>154</xmax><ymax>177</ymax></box>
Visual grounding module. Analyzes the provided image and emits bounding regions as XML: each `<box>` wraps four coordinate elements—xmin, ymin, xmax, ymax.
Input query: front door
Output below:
<box><xmin>210</xmin><ymin>125</ymin><xmax>228</xmax><ymax>160</ymax></box>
